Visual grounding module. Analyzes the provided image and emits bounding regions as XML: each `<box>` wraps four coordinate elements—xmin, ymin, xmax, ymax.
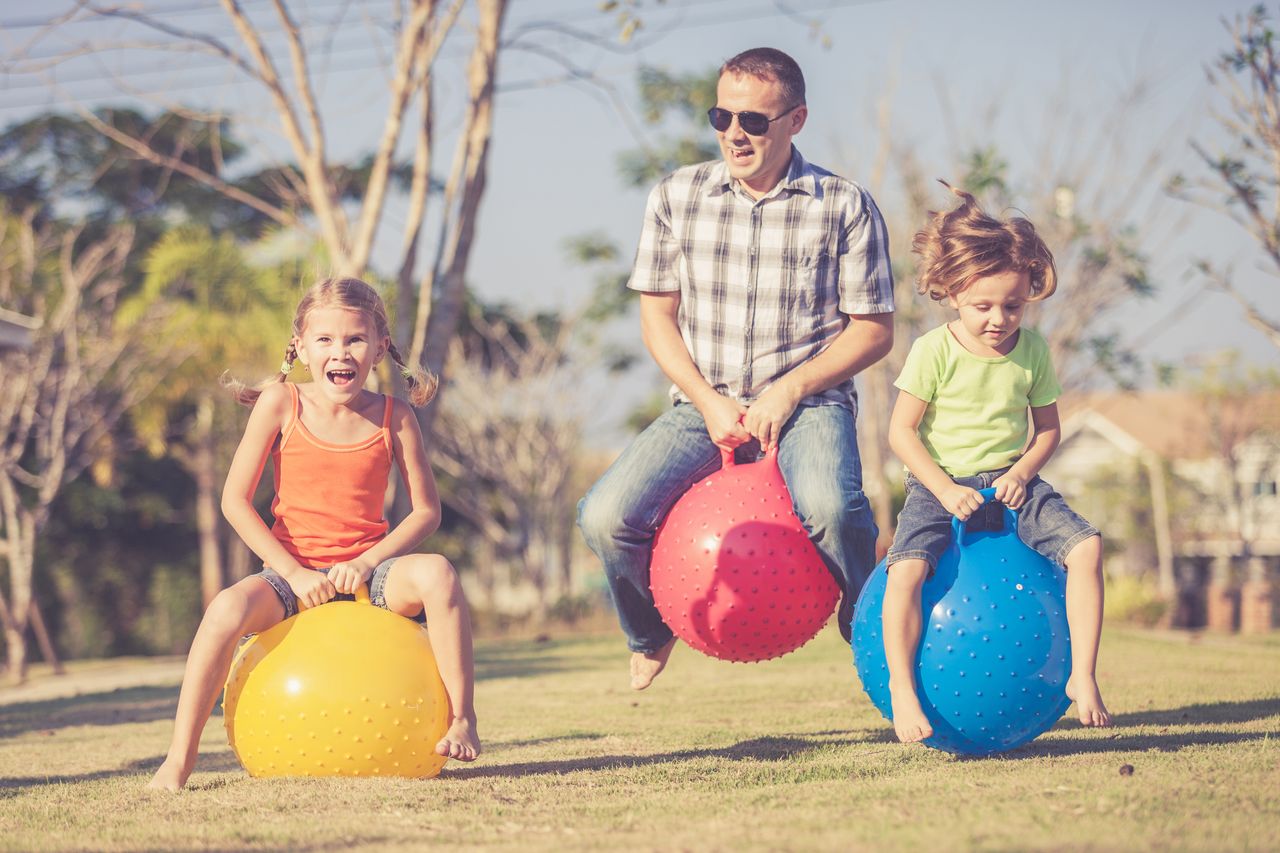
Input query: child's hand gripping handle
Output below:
<box><xmin>950</xmin><ymin>487</ymin><xmax>1020</xmax><ymax>547</ymax></box>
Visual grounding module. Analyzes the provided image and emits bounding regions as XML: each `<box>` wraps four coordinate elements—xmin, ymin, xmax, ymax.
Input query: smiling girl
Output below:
<box><xmin>149</xmin><ymin>277</ymin><xmax>479</xmax><ymax>790</ymax></box>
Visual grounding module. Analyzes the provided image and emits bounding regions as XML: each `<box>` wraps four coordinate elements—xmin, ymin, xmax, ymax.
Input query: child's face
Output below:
<box><xmin>948</xmin><ymin>270</ymin><xmax>1032</xmax><ymax>355</ymax></box>
<box><xmin>294</xmin><ymin>306</ymin><xmax>387</xmax><ymax>405</ymax></box>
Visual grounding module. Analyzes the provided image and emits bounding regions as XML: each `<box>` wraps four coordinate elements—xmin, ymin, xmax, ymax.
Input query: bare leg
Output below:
<box><xmin>148</xmin><ymin>578</ymin><xmax>284</xmax><ymax>791</ymax></box>
<box><xmin>630</xmin><ymin>637</ymin><xmax>677</xmax><ymax>690</ymax></box>
<box><xmin>882</xmin><ymin>559</ymin><xmax>934</xmax><ymax>743</ymax></box>
<box><xmin>1063</xmin><ymin>535</ymin><xmax>1112</xmax><ymax>727</ymax></box>
<box><xmin>383</xmin><ymin>555</ymin><xmax>480</xmax><ymax>761</ymax></box>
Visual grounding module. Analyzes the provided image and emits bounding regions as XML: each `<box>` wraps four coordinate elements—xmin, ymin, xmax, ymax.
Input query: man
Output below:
<box><xmin>578</xmin><ymin>47</ymin><xmax>895</xmax><ymax>689</ymax></box>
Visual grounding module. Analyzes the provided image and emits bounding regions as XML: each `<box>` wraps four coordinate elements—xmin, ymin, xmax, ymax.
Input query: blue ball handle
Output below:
<box><xmin>950</xmin><ymin>486</ymin><xmax>1020</xmax><ymax>547</ymax></box>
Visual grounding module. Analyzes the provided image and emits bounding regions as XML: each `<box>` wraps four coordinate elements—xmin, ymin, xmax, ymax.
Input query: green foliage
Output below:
<box><xmin>39</xmin><ymin>450</ymin><xmax>199</xmax><ymax>658</ymax></box>
<box><xmin>1104</xmin><ymin>573</ymin><xmax>1169</xmax><ymax>626</ymax></box>
<box><xmin>616</xmin><ymin>65</ymin><xmax>719</xmax><ymax>187</ymax></box>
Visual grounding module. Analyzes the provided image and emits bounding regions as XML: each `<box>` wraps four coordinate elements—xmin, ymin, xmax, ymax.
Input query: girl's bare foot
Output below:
<box><xmin>146</xmin><ymin>757</ymin><xmax>193</xmax><ymax>792</ymax></box>
<box><xmin>1066</xmin><ymin>676</ymin><xmax>1112</xmax><ymax>727</ymax></box>
<box><xmin>435</xmin><ymin>715</ymin><xmax>481</xmax><ymax>762</ymax></box>
<box><xmin>629</xmin><ymin>638</ymin><xmax>677</xmax><ymax>690</ymax></box>
<box><xmin>889</xmin><ymin>681</ymin><xmax>934</xmax><ymax>743</ymax></box>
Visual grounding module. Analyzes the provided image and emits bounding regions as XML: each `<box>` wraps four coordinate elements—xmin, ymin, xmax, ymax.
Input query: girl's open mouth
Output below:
<box><xmin>327</xmin><ymin>368</ymin><xmax>357</xmax><ymax>386</ymax></box>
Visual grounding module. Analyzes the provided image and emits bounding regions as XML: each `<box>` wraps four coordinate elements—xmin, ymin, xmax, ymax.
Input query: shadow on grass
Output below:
<box><xmin>474</xmin><ymin>638</ymin><xmax>619</xmax><ymax>682</ymax></box>
<box><xmin>444</xmin><ymin>731</ymin><xmax>872</xmax><ymax>779</ymax></box>
<box><xmin>1011</xmin><ymin>728</ymin><xmax>1278</xmax><ymax>759</ymax></box>
<box><xmin>0</xmin><ymin>750</ymin><xmax>244</xmax><ymax>794</ymax></box>
<box><xmin>0</xmin><ymin>685</ymin><xmax>183</xmax><ymax>740</ymax></box>
<box><xmin>1112</xmin><ymin>696</ymin><xmax>1280</xmax><ymax>727</ymax></box>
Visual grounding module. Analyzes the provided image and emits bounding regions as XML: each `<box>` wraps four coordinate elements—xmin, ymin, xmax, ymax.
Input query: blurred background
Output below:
<box><xmin>1</xmin><ymin>0</ymin><xmax>1276</xmax><ymax>683</ymax></box>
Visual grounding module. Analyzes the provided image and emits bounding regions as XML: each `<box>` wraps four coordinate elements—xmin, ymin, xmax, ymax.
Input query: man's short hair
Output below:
<box><xmin>719</xmin><ymin>47</ymin><xmax>806</xmax><ymax>109</ymax></box>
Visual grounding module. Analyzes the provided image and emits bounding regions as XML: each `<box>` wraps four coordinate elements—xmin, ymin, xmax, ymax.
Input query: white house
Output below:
<box><xmin>1043</xmin><ymin>391</ymin><xmax>1280</xmax><ymax>630</ymax></box>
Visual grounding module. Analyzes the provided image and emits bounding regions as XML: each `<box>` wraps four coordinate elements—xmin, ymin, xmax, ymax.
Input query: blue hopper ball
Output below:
<box><xmin>852</xmin><ymin>488</ymin><xmax>1072</xmax><ymax>755</ymax></box>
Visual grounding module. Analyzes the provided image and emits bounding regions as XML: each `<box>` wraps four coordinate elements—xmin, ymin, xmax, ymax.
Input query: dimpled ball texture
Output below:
<box><xmin>852</xmin><ymin>498</ymin><xmax>1073</xmax><ymax>756</ymax></box>
<box><xmin>223</xmin><ymin>589</ymin><xmax>450</xmax><ymax>778</ymax></box>
<box><xmin>650</xmin><ymin>449</ymin><xmax>839</xmax><ymax>663</ymax></box>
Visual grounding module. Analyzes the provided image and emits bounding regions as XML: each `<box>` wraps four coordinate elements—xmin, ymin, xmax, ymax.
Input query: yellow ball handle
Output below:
<box><xmin>354</xmin><ymin>582</ymin><xmax>372</xmax><ymax>605</ymax></box>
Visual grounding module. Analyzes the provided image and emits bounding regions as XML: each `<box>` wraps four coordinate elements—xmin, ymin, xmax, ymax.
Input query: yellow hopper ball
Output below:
<box><xmin>223</xmin><ymin>583</ymin><xmax>450</xmax><ymax>779</ymax></box>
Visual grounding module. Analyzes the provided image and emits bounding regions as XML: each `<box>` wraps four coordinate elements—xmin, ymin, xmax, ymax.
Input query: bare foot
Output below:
<box><xmin>888</xmin><ymin>681</ymin><xmax>934</xmax><ymax>743</ymax></box>
<box><xmin>435</xmin><ymin>715</ymin><xmax>481</xmax><ymax>762</ymax></box>
<box><xmin>146</xmin><ymin>757</ymin><xmax>192</xmax><ymax>792</ymax></box>
<box><xmin>629</xmin><ymin>638</ymin><xmax>677</xmax><ymax>690</ymax></box>
<box><xmin>1066</xmin><ymin>676</ymin><xmax>1112</xmax><ymax>727</ymax></box>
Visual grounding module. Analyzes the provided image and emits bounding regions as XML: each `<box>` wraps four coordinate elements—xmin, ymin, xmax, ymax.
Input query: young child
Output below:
<box><xmin>882</xmin><ymin>184</ymin><xmax>1112</xmax><ymax>744</ymax></box>
<box><xmin>149</xmin><ymin>277</ymin><xmax>480</xmax><ymax>790</ymax></box>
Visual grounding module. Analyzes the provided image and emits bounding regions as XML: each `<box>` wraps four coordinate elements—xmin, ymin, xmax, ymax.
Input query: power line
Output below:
<box><xmin>0</xmin><ymin>0</ymin><xmax>880</xmax><ymax>113</ymax></box>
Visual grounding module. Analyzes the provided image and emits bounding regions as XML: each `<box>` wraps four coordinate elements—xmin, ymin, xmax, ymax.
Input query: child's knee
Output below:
<box><xmin>204</xmin><ymin>586</ymin><xmax>256</xmax><ymax>636</ymax></box>
<box><xmin>886</xmin><ymin>558</ymin><xmax>930</xmax><ymax>590</ymax></box>
<box><xmin>401</xmin><ymin>553</ymin><xmax>461</xmax><ymax>599</ymax></box>
<box><xmin>1065</xmin><ymin>533</ymin><xmax>1103</xmax><ymax>569</ymax></box>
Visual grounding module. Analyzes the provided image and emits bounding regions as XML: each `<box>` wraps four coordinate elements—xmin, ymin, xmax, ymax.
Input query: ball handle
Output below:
<box><xmin>718</xmin><ymin>444</ymin><xmax>780</xmax><ymax>469</ymax></box>
<box><xmin>354</xmin><ymin>582</ymin><xmax>372</xmax><ymax>605</ymax></box>
<box><xmin>950</xmin><ymin>486</ymin><xmax>1020</xmax><ymax>547</ymax></box>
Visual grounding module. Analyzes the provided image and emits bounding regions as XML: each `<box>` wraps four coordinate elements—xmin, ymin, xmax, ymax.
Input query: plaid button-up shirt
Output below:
<box><xmin>628</xmin><ymin>147</ymin><xmax>895</xmax><ymax>414</ymax></box>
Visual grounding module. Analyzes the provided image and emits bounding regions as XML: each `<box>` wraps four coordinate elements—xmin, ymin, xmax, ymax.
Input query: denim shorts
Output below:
<box><xmin>887</xmin><ymin>469</ymin><xmax>1099</xmax><ymax>571</ymax></box>
<box><xmin>252</xmin><ymin>558</ymin><xmax>426</xmax><ymax>624</ymax></box>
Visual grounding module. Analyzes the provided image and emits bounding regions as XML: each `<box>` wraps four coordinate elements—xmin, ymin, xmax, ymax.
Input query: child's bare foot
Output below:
<box><xmin>1066</xmin><ymin>676</ymin><xmax>1112</xmax><ymax>727</ymax></box>
<box><xmin>629</xmin><ymin>638</ymin><xmax>677</xmax><ymax>690</ymax></box>
<box><xmin>889</xmin><ymin>681</ymin><xmax>934</xmax><ymax>743</ymax></box>
<box><xmin>435</xmin><ymin>715</ymin><xmax>481</xmax><ymax>762</ymax></box>
<box><xmin>146</xmin><ymin>757</ymin><xmax>192</xmax><ymax>792</ymax></box>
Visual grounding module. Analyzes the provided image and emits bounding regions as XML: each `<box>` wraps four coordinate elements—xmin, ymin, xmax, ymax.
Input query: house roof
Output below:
<box><xmin>1060</xmin><ymin>390</ymin><xmax>1280</xmax><ymax>460</ymax></box>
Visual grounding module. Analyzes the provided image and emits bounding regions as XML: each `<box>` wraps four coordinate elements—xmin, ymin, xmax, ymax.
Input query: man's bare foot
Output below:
<box><xmin>629</xmin><ymin>638</ymin><xmax>677</xmax><ymax>690</ymax></box>
<box><xmin>146</xmin><ymin>757</ymin><xmax>192</xmax><ymax>792</ymax></box>
<box><xmin>1066</xmin><ymin>676</ymin><xmax>1112</xmax><ymax>727</ymax></box>
<box><xmin>435</xmin><ymin>715</ymin><xmax>481</xmax><ymax>762</ymax></box>
<box><xmin>889</xmin><ymin>681</ymin><xmax>934</xmax><ymax>743</ymax></box>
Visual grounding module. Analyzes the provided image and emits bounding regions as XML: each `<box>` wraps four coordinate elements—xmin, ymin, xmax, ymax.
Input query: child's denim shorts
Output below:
<box><xmin>887</xmin><ymin>469</ymin><xmax>1099</xmax><ymax>572</ymax></box>
<box><xmin>251</xmin><ymin>558</ymin><xmax>427</xmax><ymax>624</ymax></box>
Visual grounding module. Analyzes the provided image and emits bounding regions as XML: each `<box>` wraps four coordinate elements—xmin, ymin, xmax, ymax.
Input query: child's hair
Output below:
<box><xmin>226</xmin><ymin>277</ymin><xmax>437</xmax><ymax>408</ymax></box>
<box><xmin>912</xmin><ymin>181</ymin><xmax>1057</xmax><ymax>303</ymax></box>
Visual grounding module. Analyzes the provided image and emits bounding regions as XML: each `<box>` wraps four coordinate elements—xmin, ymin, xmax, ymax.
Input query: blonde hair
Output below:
<box><xmin>226</xmin><ymin>277</ymin><xmax>437</xmax><ymax>407</ymax></box>
<box><xmin>912</xmin><ymin>181</ymin><xmax>1057</xmax><ymax>303</ymax></box>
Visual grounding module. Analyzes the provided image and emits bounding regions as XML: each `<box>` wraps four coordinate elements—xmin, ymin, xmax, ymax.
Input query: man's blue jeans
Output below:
<box><xmin>577</xmin><ymin>403</ymin><xmax>878</xmax><ymax>653</ymax></box>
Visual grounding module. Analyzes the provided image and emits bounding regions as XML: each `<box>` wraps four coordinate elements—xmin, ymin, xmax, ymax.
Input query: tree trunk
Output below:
<box><xmin>415</xmin><ymin>0</ymin><xmax>508</xmax><ymax>442</ymax></box>
<box><xmin>28</xmin><ymin>597</ymin><xmax>64</xmax><ymax>674</ymax></box>
<box><xmin>194</xmin><ymin>395</ymin><xmax>225</xmax><ymax>607</ymax></box>
<box><xmin>860</xmin><ymin>363</ymin><xmax>895</xmax><ymax>556</ymax></box>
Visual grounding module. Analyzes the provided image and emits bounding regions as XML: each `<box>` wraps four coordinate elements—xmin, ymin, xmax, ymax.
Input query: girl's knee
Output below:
<box><xmin>203</xmin><ymin>587</ymin><xmax>255</xmax><ymax>637</ymax></box>
<box><xmin>399</xmin><ymin>553</ymin><xmax>460</xmax><ymax>598</ymax></box>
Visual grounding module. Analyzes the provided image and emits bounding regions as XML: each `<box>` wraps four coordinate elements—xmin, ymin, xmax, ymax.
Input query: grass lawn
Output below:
<box><xmin>1</xmin><ymin>625</ymin><xmax>1277</xmax><ymax>851</ymax></box>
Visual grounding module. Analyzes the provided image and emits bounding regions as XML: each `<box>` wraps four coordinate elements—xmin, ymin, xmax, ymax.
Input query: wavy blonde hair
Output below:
<box><xmin>226</xmin><ymin>277</ymin><xmax>437</xmax><ymax>407</ymax></box>
<box><xmin>912</xmin><ymin>181</ymin><xmax>1057</xmax><ymax>303</ymax></box>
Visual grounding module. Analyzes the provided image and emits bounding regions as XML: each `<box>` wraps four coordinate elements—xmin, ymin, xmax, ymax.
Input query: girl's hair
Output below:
<box><xmin>226</xmin><ymin>277</ymin><xmax>438</xmax><ymax>408</ymax></box>
<box><xmin>912</xmin><ymin>181</ymin><xmax>1057</xmax><ymax>303</ymax></box>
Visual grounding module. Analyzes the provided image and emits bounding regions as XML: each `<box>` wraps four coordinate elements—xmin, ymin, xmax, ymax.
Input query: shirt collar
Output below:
<box><xmin>705</xmin><ymin>146</ymin><xmax>816</xmax><ymax>199</ymax></box>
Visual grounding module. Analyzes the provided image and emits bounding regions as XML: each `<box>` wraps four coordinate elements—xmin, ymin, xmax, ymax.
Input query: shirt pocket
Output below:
<box><xmin>783</xmin><ymin>247</ymin><xmax>832</xmax><ymax>321</ymax></box>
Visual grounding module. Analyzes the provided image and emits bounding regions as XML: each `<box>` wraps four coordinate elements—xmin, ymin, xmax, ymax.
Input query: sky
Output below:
<box><xmin>2</xmin><ymin>0</ymin><xmax>1277</xmax><ymax>441</ymax></box>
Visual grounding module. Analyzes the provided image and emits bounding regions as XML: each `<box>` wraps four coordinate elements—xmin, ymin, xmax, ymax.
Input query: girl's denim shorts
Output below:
<box><xmin>887</xmin><ymin>469</ymin><xmax>1099</xmax><ymax>571</ymax></box>
<box><xmin>251</xmin><ymin>558</ymin><xmax>427</xmax><ymax>624</ymax></box>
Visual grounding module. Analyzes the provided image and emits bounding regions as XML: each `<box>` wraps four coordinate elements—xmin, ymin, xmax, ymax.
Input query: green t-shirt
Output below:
<box><xmin>893</xmin><ymin>324</ymin><xmax>1062</xmax><ymax>477</ymax></box>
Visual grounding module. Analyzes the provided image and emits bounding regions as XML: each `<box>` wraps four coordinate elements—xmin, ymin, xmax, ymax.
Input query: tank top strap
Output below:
<box><xmin>380</xmin><ymin>393</ymin><xmax>395</xmax><ymax>459</ymax></box>
<box><xmin>280</xmin><ymin>382</ymin><xmax>301</xmax><ymax>448</ymax></box>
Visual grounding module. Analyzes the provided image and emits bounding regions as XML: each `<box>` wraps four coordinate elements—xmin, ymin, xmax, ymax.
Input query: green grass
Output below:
<box><xmin>1</xmin><ymin>626</ymin><xmax>1278</xmax><ymax>851</ymax></box>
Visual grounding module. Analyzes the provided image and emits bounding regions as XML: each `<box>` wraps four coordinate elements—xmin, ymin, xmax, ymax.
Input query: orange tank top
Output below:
<box><xmin>269</xmin><ymin>383</ymin><xmax>394</xmax><ymax>568</ymax></box>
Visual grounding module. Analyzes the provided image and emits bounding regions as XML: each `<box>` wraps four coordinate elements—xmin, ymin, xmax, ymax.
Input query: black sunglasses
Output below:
<box><xmin>707</xmin><ymin>104</ymin><xmax>800</xmax><ymax>136</ymax></box>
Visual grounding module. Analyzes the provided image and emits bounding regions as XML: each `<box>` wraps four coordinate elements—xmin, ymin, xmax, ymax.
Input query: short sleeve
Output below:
<box><xmin>838</xmin><ymin>188</ymin><xmax>895</xmax><ymax>315</ymax></box>
<box><xmin>894</xmin><ymin>333</ymin><xmax>941</xmax><ymax>404</ymax></box>
<box><xmin>1028</xmin><ymin>334</ymin><xmax>1063</xmax><ymax>407</ymax></box>
<box><xmin>627</xmin><ymin>181</ymin><xmax>681</xmax><ymax>294</ymax></box>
